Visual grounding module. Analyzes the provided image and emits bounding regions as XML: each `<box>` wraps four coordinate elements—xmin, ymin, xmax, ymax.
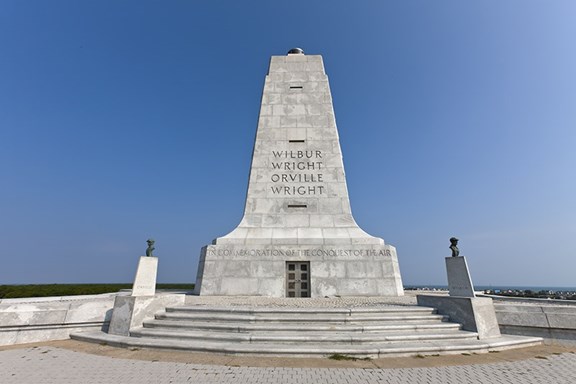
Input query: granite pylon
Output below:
<box><xmin>194</xmin><ymin>49</ymin><xmax>403</xmax><ymax>297</ymax></box>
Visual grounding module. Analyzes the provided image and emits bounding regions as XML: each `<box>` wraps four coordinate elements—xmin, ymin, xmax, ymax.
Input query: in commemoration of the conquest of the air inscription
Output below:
<box><xmin>207</xmin><ymin>248</ymin><xmax>392</xmax><ymax>257</ymax></box>
<box><xmin>194</xmin><ymin>49</ymin><xmax>404</xmax><ymax>297</ymax></box>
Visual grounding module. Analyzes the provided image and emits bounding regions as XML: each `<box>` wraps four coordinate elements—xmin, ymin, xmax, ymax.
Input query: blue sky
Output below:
<box><xmin>1</xmin><ymin>1</ymin><xmax>575</xmax><ymax>287</ymax></box>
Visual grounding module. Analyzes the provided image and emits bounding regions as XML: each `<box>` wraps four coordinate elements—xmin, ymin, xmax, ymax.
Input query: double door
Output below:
<box><xmin>286</xmin><ymin>261</ymin><xmax>310</xmax><ymax>297</ymax></box>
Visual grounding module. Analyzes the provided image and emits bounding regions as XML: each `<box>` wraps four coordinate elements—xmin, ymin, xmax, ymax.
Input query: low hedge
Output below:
<box><xmin>0</xmin><ymin>284</ymin><xmax>195</xmax><ymax>299</ymax></box>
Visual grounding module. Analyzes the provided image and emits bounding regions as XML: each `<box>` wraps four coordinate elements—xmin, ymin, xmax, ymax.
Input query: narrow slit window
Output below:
<box><xmin>287</xmin><ymin>204</ymin><xmax>307</xmax><ymax>208</ymax></box>
<box><xmin>288</xmin><ymin>140</ymin><xmax>305</xmax><ymax>143</ymax></box>
<box><xmin>289</xmin><ymin>85</ymin><xmax>303</xmax><ymax>89</ymax></box>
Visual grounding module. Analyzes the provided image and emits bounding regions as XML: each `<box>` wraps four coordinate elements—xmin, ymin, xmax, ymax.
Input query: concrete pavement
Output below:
<box><xmin>1</xmin><ymin>341</ymin><xmax>575</xmax><ymax>383</ymax></box>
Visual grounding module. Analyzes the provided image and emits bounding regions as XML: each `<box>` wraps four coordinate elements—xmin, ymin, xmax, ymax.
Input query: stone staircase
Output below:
<box><xmin>72</xmin><ymin>302</ymin><xmax>542</xmax><ymax>358</ymax></box>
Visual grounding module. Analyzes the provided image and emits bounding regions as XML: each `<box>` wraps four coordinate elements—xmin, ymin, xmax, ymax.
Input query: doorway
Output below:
<box><xmin>286</xmin><ymin>261</ymin><xmax>310</xmax><ymax>297</ymax></box>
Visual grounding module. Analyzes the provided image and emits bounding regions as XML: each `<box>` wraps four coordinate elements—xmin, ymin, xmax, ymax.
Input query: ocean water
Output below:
<box><xmin>405</xmin><ymin>285</ymin><xmax>576</xmax><ymax>292</ymax></box>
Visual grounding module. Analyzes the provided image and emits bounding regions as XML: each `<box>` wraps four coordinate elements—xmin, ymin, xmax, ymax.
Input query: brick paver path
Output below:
<box><xmin>1</xmin><ymin>346</ymin><xmax>575</xmax><ymax>383</ymax></box>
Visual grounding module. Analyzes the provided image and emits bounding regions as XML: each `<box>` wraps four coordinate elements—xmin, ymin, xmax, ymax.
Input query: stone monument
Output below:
<box><xmin>194</xmin><ymin>49</ymin><xmax>403</xmax><ymax>297</ymax></box>
<box><xmin>445</xmin><ymin>237</ymin><xmax>475</xmax><ymax>297</ymax></box>
<box><xmin>417</xmin><ymin>238</ymin><xmax>501</xmax><ymax>339</ymax></box>
<box><xmin>131</xmin><ymin>240</ymin><xmax>159</xmax><ymax>296</ymax></box>
<box><xmin>108</xmin><ymin>240</ymin><xmax>164</xmax><ymax>336</ymax></box>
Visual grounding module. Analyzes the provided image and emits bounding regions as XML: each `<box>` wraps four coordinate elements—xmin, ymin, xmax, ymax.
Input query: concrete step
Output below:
<box><xmin>166</xmin><ymin>305</ymin><xmax>437</xmax><ymax>315</ymax></box>
<box><xmin>70</xmin><ymin>301</ymin><xmax>544</xmax><ymax>358</ymax></box>
<box><xmin>155</xmin><ymin>311</ymin><xmax>449</xmax><ymax>324</ymax></box>
<box><xmin>71</xmin><ymin>331</ymin><xmax>543</xmax><ymax>358</ymax></box>
<box><xmin>130</xmin><ymin>327</ymin><xmax>478</xmax><ymax>344</ymax></box>
<box><xmin>142</xmin><ymin>319</ymin><xmax>463</xmax><ymax>333</ymax></box>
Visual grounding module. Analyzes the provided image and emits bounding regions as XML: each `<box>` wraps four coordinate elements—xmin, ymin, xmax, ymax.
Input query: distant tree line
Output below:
<box><xmin>487</xmin><ymin>289</ymin><xmax>576</xmax><ymax>301</ymax></box>
<box><xmin>0</xmin><ymin>284</ymin><xmax>195</xmax><ymax>299</ymax></box>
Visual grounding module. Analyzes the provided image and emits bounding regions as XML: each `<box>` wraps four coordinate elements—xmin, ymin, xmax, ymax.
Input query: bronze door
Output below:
<box><xmin>286</xmin><ymin>261</ymin><xmax>310</xmax><ymax>297</ymax></box>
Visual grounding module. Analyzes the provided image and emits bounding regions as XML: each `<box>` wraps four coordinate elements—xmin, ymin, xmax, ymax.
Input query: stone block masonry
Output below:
<box><xmin>195</xmin><ymin>244</ymin><xmax>401</xmax><ymax>297</ymax></box>
<box><xmin>194</xmin><ymin>49</ymin><xmax>403</xmax><ymax>297</ymax></box>
<box><xmin>0</xmin><ymin>294</ymin><xmax>116</xmax><ymax>346</ymax></box>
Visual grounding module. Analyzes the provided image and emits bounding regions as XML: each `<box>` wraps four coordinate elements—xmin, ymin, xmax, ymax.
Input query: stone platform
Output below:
<box><xmin>71</xmin><ymin>296</ymin><xmax>541</xmax><ymax>358</ymax></box>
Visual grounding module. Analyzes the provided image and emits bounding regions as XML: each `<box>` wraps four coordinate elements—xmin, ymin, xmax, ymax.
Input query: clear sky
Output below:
<box><xmin>1</xmin><ymin>1</ymin><xmax>575</xmax><ymax>287</ymax></box>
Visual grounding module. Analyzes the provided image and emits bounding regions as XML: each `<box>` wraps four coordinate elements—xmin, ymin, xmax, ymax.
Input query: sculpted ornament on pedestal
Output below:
<box><xmin>146</xmin><ymin>239</ymin><xmax>155</xmax><ymax>257</ymax></box>
<box><xmin>449</xmin><ymin>237</ymin><xmax>459</xmax><ymax>257</ymax></box>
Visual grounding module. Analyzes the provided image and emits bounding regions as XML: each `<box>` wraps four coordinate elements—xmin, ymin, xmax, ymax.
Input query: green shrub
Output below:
<box><xmin>0</xmin><ymin>284</ymin><xmax>195</xmax><ymax>299</ymax></box>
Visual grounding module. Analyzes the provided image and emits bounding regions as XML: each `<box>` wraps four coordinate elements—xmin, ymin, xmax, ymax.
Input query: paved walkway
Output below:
<box><xmin>1</xmin><ymin>343</ymin><xmax>575</xmax><ymax>384</ymax></box>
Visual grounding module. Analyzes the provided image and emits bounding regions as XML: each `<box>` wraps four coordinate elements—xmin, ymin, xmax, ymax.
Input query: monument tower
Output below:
<box><xmin>194</xmin><ymin>48</ymin><xmax>403</xmax><ymax>297</ymax></box>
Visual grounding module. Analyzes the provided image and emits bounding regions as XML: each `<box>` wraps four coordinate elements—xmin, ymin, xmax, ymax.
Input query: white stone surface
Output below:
<box><xmin>194</xmin><ymin>51</ymin><xmax>403</xmax><ymax>297</ymax></box>
<box><xmin>445</xmin><ymin>256</ymin><xmax>476</xmax><ymax>297</ymax></box>
<box><xmin>196</xmin><ymin>244</ymin><xmax>403</xmax><ymax>297</ymax></box>
<box><xmin>417</xmin><ymin>295</ymin><xmax>501</xmax><ymax>339</ymax></box>
<box><xmin>131</xmin><ymin>256</ymin><xmax>158</xmax><ymax>296</ymax></box>
<box><xmin>108</xmin><ymin>294</ymin><xmax>185</xmax><ymax>336</ymax></box>
<box><xmin>0</xmin><ymin>294</ymin><xmax>118</xmax><ymax>346</ymax></box>
<box><xmin>494</xmin><ymin>301</ymin><xmax>576</xmax><ymax>343</ymax></box>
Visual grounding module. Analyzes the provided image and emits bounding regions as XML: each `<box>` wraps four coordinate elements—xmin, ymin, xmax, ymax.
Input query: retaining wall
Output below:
<box><xmin>493</xmin><ymin>300</ymin><xmax>576</xmax><ymax>344</ymax></box>
<box><xmin>0</xmin><ymin>293</ymin><xmax>118</xmax><ymax>346</ymax></box>
<box><xmin>2</xmin><ymin>292</ymin><xmax>576</xmax><ymax>347</ymax></box>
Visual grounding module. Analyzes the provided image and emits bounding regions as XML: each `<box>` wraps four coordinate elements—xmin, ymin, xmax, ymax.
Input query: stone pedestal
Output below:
<box><xmin>416</xmin><ymin>254</ymin><xmax>499</xmax><ymax>340</ymax></box>
<box><xmin>108</xmin><ymin>294</ymin><xmax>185</xmax><ymax>336</ymax></box>
<box><xmin>417</xmin><ymin>295</ymin><xmax>501</xmax><ymax>339</ymax></box>
<box><xmin>195</xmin><ymin>244</ymin><xmax>403</xmax><ymax>297</ymax></box>
<box><xmin>194</xmin><ymin>50</ymin><xmax>404</xmax><ymax>297</ymax></box>
<box><xmin>108</xmin><ymin>256</ymin><xmax>185</xmax><ymax>336</ymax></box>
<box><xmin>107</xmin><ymin>255</ymin><xmax>167</xmax><ymax>336</ymax></box>
<box><xmin>131</xmin><ymin>256</ymin><xmax>158</xmax><ymax>297</ymax></box>
<box><xmin>446</xmin><ymin>256</ymin><xmax>475</xmax><ymax>297</ymax></box>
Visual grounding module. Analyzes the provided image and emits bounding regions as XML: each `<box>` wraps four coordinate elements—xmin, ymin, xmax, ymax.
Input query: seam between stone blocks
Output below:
<box><xmin>61</xmin><ymin>302</ymin><xmax>73</xmax><ymax>326</ymax></box>
<box><xmin>540</xmin><ymin>307</ymin><xmax>554</xmax><ymax>328</ymax></box>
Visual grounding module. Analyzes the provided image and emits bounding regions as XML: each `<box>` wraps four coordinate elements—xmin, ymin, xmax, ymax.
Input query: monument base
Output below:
<box><xmin>132</xmin><ymin>256</ymin><xmax>158</xmax><ymax>296</ymax></box>
<box><xmin>194</xmin><ymin>244</ymin><xmax>403</xmax><ymax>297</ymax></box>
<box><xmin>446</xmin><ymin>256</ymin><xmax>475</xmax><ymax>297</ymax></box>
<box><xmin>417</xmin><ymin>295</ymin><xmax>501</xmax><ymax>339</ymax></box>
<box><xmin>108</xmin><ymin>294</ymin><xmax>185</xmax><ymax>336</ymax></box>
<box><xmin>107</xmin><ymin>255</ymin><xmax>170</xmax><ymax>336</ymax></box>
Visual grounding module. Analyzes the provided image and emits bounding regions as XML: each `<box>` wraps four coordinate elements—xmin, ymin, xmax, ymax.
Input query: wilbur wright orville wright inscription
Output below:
<box><xmin>194</xmin><ymin>49</ymin><xmax>404</xmax><ymax>297</ymax></box>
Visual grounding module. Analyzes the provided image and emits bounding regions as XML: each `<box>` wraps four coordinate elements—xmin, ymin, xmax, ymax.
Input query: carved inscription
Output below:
<box><xmin>270</xmin><ymin>150</ymin><xmax>325</xmax><ymax>195</ymax></box>
<box><xmin>207</xmin><ymin>248</ymin><xmax>393</xmax><ymax>257</ymax></box>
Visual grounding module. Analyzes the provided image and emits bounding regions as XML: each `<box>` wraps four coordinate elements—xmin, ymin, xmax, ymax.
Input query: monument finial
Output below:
<box><xmin>287</xmin><ymin>47</ymin><xmax>304</xmax><ymax>55</ymax></box>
